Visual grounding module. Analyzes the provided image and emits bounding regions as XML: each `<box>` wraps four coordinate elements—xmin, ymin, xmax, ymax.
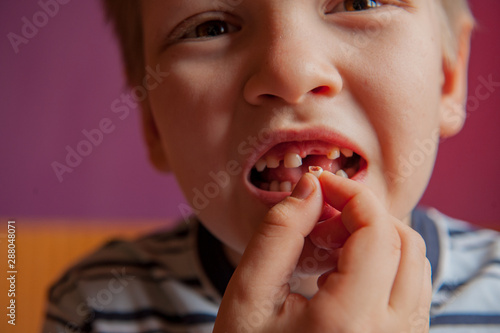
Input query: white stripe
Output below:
<box><xmin>94</xmin><ymin>317</ymin><xmax>214</xmax><ymax>333</ymax></box>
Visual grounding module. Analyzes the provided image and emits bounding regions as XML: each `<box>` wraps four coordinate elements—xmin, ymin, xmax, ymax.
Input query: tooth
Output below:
<box><xmin>266</xmin><ymin>156</ymin><xmax>280</xmax><ymax>169</ymax></box>
<box><xmin>255</xmin><ymin>159</ymin><xmax>267</xmax><ymax>172</ymax></box>
<box><xmin>284</xmin><ymin>153</ymin><xmax>302</xmax><ymax>168</ymax></box>
<box><xmin>327</xmin><ymin>147</ymin><xmax>340</xmax><ymax>160</ymax></box>
<box><xmin>340</xmin><ymin>148</ymin><xmax>354</xmax><ymax>158</ymax></box>
<box><xmin>270</xmin><ymin>180</ymin><xmax>280</xmax><ymax>192</ymax></box>
<box><xmin>336</xmin><ymin>169</ymin><xmax>349</xmax><ymax>178</ymax></box>
<box><xmin>280</xmin><ymin>181</ymin><xmax>292</xmax><ymax>192</ymax></box>
<box><xmin>308</xmin><ymin>166</ymin><xmax>323</xmax><ymax>178</ymax></box>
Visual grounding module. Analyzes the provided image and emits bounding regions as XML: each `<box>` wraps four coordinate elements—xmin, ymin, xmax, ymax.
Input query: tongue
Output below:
<box><xmin>261</xmin><ymin>155</ymin><xmax>341</xmax><ymax>184</ymax></box>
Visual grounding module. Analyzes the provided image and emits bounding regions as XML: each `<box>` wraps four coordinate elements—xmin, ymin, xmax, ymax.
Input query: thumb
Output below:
<box><xmin>224</xmin><ymin>173</ymin><xmax>323</xmax><ymax>309</ymax></box>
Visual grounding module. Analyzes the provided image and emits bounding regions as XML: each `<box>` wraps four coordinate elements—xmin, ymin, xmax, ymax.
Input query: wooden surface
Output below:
<box><xmin>0</xmin><ymin>218</ymin><xmax>173</xmax><ymax>333</ymax></box>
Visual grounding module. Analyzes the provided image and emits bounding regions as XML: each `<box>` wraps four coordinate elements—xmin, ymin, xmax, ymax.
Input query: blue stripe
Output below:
<box><xmin>431</xmin><ymin>314</ymin><xmax>500</xmax><ymax>325</ymax></box>
<box><xmin>438</xmin><ymin>270</ymin><xmax>500</xmax><ymax>293</ymax></box>
<box><xmin>438</xmin><ymin>282</ymin><xmax>466</xmax><ymax>293</ymax></box>
<box><xmin>93</xmin><ymin>309</ymin><xmax>217</xmax><ymax>325</ymax></box>
<box><xmin>412</xmin><ymin>209</ymin><xmax>440</xmax><ymax>285</ymax></box>
<box><xmin>50</xmin><ymin>273</ymin><xmax>204</xmax><ymax>305</ymax></box>
<box><xmin>49</xmin><ymin>261</ymin><xmax>192</xmax><ymax>303</ymax></box>
<box><xmin>448</xmin><ymin>228</ymin><xmax>476</xmax><ymax>236</ymax></box>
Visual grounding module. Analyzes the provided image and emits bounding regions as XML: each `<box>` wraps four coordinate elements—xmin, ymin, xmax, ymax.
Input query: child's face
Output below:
<box><xmin>142</xmin><ymin>0</ymin><xmax>462</xmax><ymax>265</ymax></box>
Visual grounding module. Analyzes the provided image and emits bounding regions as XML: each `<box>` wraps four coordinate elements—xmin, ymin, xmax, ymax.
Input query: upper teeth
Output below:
<box><xmin>255</xmin><ymin>159</ymin><xmax>267</xmax><ymax>172</ymax></box>
<box><xmin>254</xmin><ymin>146</ymin><xmax>352</xmax><ymax>172</ymax></box>
<box><xmin>327</xmin><ymin>147</ymin><xmax>340</xmax><ymax>160</ymax></box>
<box><xmin>266</xmin><ymin>156</ymin><xmax>280</xmax><ymax>169</ymax></box>
<box><xmin>340</xmin><ymin>148</ymin><xmax>353</xmax><ymax>158</ymax></box>
<box><xmin>284</xmin><ymin>153</ymin><xmax>302</xmax><ymax>168</ymax></box>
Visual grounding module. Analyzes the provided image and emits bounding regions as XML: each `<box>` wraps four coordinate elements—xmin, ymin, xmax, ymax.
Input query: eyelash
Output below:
<box><xmin>167</xmin><ymin>12</ymin><xmax>240</xmax><ymax>43</ymax></box>
<box><xmin>328</xmin><ymin>0</ymin><xmax>384</xmax><ymax>13</ymax></box>
<box><xmin>181</xmin><ymin>20</ymin><xmax>239</xmax><ymax>40</ymax></box>
<box><xmin>168</xmin><ymin>0</ymin><xmax>401</xmax><ymax>44</ymax></box>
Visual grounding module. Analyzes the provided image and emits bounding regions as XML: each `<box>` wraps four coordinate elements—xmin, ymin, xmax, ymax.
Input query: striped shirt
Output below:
<box><xmin>43</xmin><ymin>208</ymin><xmax>500</xmax><ymax>333</ymax></box>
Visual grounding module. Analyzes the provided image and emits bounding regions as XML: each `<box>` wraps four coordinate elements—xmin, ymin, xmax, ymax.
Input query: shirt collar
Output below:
<box><xmin>197</xmin><ymin>209</ymin><xmax>442</xmax><ymax>298</ymax></box>
<box><xmin>196</xmin><ymin>223</ymin><xmax>235</xmax><ymax>298</ymax></box>
<box><xmin>411</xmin><ymin>208</ymin><xmax>441</xmax><ymax>285</ymax></box>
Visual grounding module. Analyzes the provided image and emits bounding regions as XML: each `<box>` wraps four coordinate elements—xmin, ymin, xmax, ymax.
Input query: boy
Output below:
<box><xmin>44</xmin><ymin>0</ymin><xmax>500</xmax><ymax>332</ymax></box>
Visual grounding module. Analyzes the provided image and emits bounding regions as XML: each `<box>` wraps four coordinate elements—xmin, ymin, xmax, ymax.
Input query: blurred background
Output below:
<box><xmin>0</xmin><ymin>0</ymin><xmax>499</xmax><ymax>332</ymax></box>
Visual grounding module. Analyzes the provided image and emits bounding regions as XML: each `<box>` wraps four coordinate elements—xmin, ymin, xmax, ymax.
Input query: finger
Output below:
<box><xmin>422</xmin><ymin>257</ymin><xmax>433</xmax><ymax>306</ymax></box>
<box><xmin>308</xmin><ymin>213</ymin><xmax>350</xmax><ymax>250</ymax></box>
<box><xmin>316</xmin><ymin>249</ymin><xmax>343</xmax><ymax>289</ymax></box>
<box><xmin>318</xmin><ymin>171</ymin><xmax>386</xmax><ymax>233</ymax></box>
<box><xmin>420</xmin><ymin>257</ymin><xmax>433</xmax><ymax>315</ymax></box>
<box><xmin>296</xmin><ymin>239</ymin><xmax>342</xmax><ymax>277</ymax></box>
<box><xmin>401</xmin><ymin>253</ymin><xmax>432</xmax><ymax>333</ymax></box>
<box><xmin>298</xmin><ymin>207</ymin><xmax>349</xmax><ymax>277</ymax></box>
<box><xmin>227</xmin><ymin>173</ymin><xmax>324</xmax><ymax>306</ymax></box>
<box><xmin>316</xmin><ymin>172</ymin><xmax>401</xmax><ymax>309</ymax></box>
<box><xmin>389</xmin><ymin>224</ymin><xmax>430</xmax><ymax>312</ymax></box>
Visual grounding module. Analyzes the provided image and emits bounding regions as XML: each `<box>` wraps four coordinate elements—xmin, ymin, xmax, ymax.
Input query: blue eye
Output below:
<box><xmin>344</xmin><ymin>0</ymin><xmax>382</xmax><ymax>11</ymax></box>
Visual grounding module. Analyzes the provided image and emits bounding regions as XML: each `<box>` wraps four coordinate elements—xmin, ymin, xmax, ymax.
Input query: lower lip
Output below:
<box><xmin>245</xmin><ymin>165</ymin><xmax>368</xmax><ymax>209</ymax></box>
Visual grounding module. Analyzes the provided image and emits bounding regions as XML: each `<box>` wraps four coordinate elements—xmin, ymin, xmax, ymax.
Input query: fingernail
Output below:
<box><xmin>291</xmin><ymin>174</ymin><xmax>315</xmax><ymax>200</ymax></box>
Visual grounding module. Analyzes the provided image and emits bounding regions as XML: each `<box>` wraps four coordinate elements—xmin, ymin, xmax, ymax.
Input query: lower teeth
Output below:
<box><xmin>336</xmin><ymin>169</ymin><xmax>349</xmax><ymax>178</ymax></box>
<box><xmin>252</xmin><ymin>153</ymin><xmax>362</xmax><ymax>192</ymax></box>
<box><xmin>259</xmin><ymin>167</ymin><xmax>353</xmax><ymax>192</ymax></box>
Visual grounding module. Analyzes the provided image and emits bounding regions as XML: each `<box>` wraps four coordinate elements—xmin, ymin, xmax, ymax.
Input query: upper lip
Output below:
<box><xmin>242</xmin><ymin>127</ymin><xmax>366</xmax><ymax>180</ymax></box>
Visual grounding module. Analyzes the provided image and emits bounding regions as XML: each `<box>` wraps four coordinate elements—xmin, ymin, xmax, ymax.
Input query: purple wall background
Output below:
<box><xmin>1</xmin><ymin>0</ymin><xmax>499</xmax><ymax>224</ymax></box>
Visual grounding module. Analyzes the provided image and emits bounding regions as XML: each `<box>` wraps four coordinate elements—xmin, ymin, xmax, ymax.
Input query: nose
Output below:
<box><xmin>243</xmin><ymin>11</ymin><xmax>342</xmax><ymax>106</ymax></box>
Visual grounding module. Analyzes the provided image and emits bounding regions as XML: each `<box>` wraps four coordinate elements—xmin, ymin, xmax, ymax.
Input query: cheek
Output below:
<box><xmin>147</xmin><ymin>58</ymin><xmax>256</xmax><ymax>227</ymax></box>
<box><xmin>149</xmin><ymin>59</ymin><xmax>237</xmax><ymax>168</ymax></box>
<box><xmin>350</xmin><ymin>23</ymin><xmax>443</xmax><ymax>217</ymax></box>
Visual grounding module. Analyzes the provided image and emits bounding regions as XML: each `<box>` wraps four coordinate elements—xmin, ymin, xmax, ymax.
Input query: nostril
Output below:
<box><xmin>262</xmin><ymin>94</ymin><xmax>278</xmax><ymax>100</ymax></box>
<box><xmin>311</xmin><ymin>86</ymin><xmax>330</xmax><ymax>94</ymax></box>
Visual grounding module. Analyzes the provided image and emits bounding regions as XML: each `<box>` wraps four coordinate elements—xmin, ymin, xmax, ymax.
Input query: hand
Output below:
<box><xmin>214</xmin><ymin>171</ymin><xmax>432</xmax><ymax>333</ymax></box>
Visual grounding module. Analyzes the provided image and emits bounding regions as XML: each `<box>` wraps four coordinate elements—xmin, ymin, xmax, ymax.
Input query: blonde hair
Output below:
<box><xmin>102</xmin><ymin>0</ymin><xmax>474</xmax><ymax>88</ymax></box>
<box><xmin>439</xmin><ymin>0</ymin><xmax>475</xmax><ymax>66</ymax></box>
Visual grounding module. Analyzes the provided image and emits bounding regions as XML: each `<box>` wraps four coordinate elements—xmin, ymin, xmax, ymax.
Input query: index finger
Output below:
<box><xmin>315</xmin><ymin>171</ymin><xmax>401</xmax><ymax>309</ymax></box>
<box><xmin>226</xmin><ymin>174</ymin><xmax>324</xmax><ymax>305</ymax></box>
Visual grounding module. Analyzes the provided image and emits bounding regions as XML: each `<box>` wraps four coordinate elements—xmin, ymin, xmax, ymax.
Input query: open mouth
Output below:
<box><xmin>249</xmin><ymin>140</ymin><xmax>366</xmax><ymax>193</ymax></box>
